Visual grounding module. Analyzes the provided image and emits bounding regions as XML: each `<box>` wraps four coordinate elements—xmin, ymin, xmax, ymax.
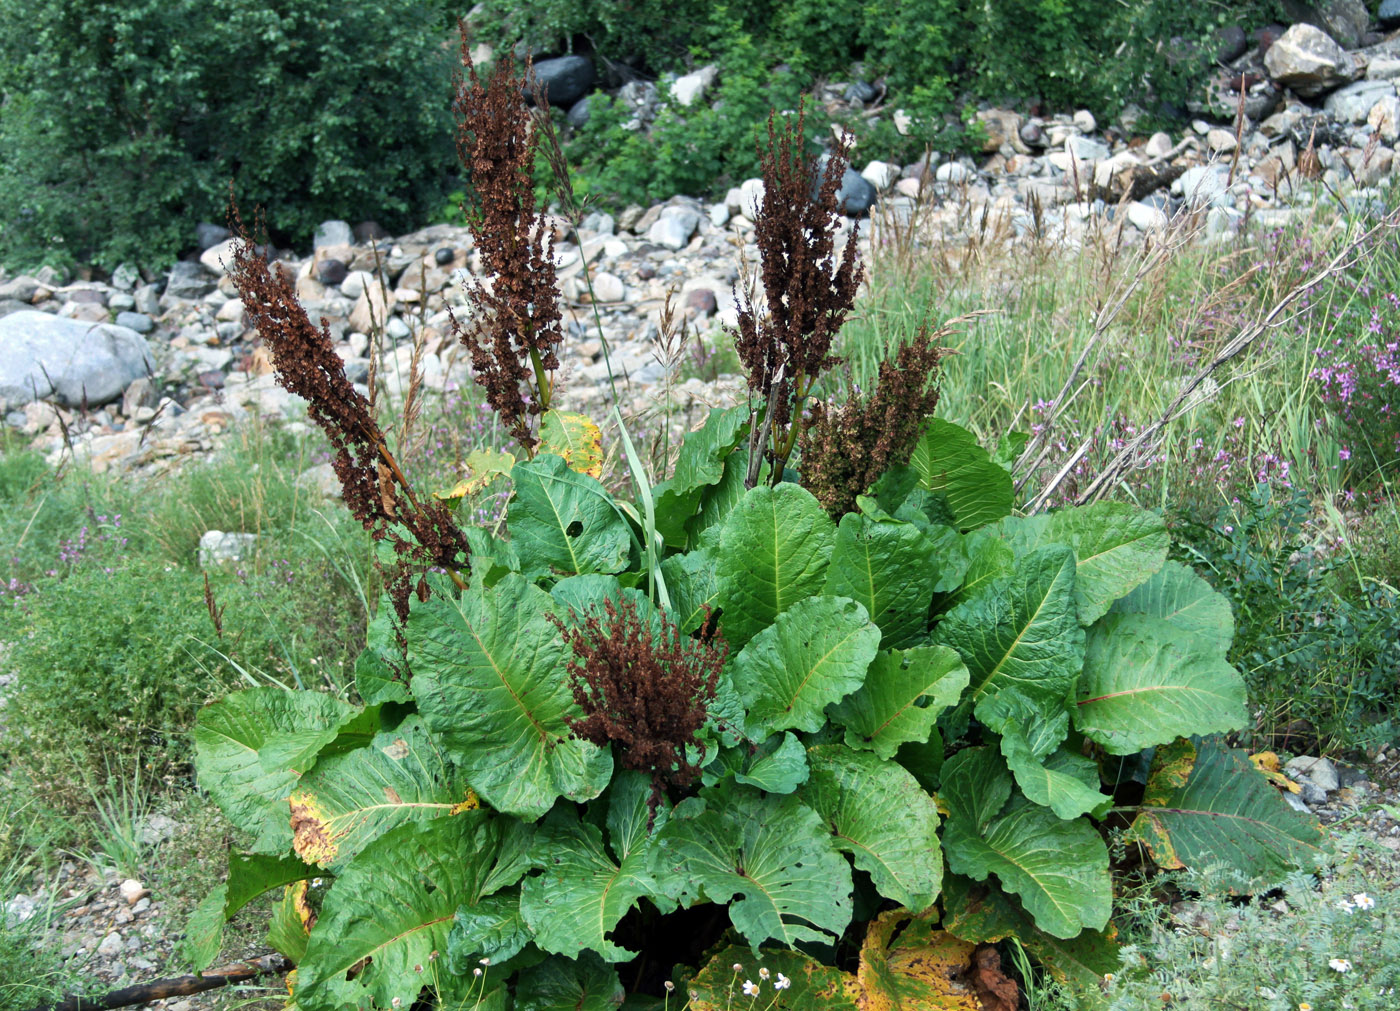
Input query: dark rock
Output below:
<box><xmin>1019</xmin><ymin>122</ymin><xmax>1045</xmax><ymax>148</ymax></box>
<box><xmin>197</xmin><ymin>370</ymin><xmax>225</xmax><ymax>390</ymax></box>
<box><xmin>353</xmin><ymin>220</ymin><xmax>388</xmax><ymax>243</ymax></box>
<box><xmin>566</xmin><ymin>96</ymin><xmax>591</xmax><ymax>128</ymax></box>
<box><xmin>844</xmin><ymin>80</ymin><xmax>878</xmax><ymax>104</ymax></box>
<box><xmin>528</xmin><ymin>55</ymin><xmax>594</xmax><ymax>107</ymax></box>
<box><xmin>1254</xmin><ymin>23</ymin><xmax>1290</xmax><ymax>55</ymax></box>
<box><xmin>1217</xmin><ymin>25</ymin><xmax>1249</xmax><ymax>63</ymax></box>
<box><xmin>685</xmin><ymin>288</ymin><xmax>718</xmax><ymax>316</ymax></box>
<box><xmin>636</xmin><ymin>264</ymin><xmax>657</xmax><ymax>280</ymax></box>
<box><xmin>1244</xmin><ymin>82</ymin><xmax>1282</xmax><ymax>120</ymax></box>
<box><xmin>813</xmin><ymin>155</ymin><xmax>877</xmax><ymax>216</ymax></box>
<box><xmin>1282</xmin><ymin>0</ymin><xmax>1369</xmax><ymax>49</ymax></box>
<box><xmin>316</xmin><ymin>258</ymin><xmax>349</xmax><ymax>285</ymax></box>
<box><xmin>165</xmin><ymin>262</ymin><xmax>217</xmax><ymax>300</ymax></box>
<box><xmin>1383</xmin><ymin>0</ymin><xmax>1400</xmax><ymax>29</ymax></box>
<box><xmin>195</xmin><ymin>222</ymin><xmax>231</xmax><ymax>252</ymax></box>
<box><xmin>434</xmin><ymin>247</ymin><xmax>456</xmax><ymax>266</ymax></box>
<box><xmin>66</xmin><ymin>289</ymin><xmax>106</xmax><ymax>305</ymax></box>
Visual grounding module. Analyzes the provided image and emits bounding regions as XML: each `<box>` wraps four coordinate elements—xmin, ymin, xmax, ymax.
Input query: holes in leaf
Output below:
<box><xmin>567</xmin><ymin>520</ymin><xmax>583</xmax><ymax>537</ymax></box>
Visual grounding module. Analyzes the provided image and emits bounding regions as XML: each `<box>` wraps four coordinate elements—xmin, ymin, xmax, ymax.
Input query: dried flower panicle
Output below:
<box><xmin>551</xmin><ymin>597</ymin><xmax>727</xmax><ymax>806</ymax></box>
<box><xmin>799</xmin><ymin>321</ymin><xmax>949</xmax><ymax>517</ymax></box>
<box><xmin>449</xmin><ymin>30</ymin><xmax>563</xmax><ymax>452</ymax></box>
<box><xmin>734</xmin><ymin>102</ymin><xmax>863</xmax><ymax>478</ymax></box>
<box><xmin>227</xmin><ymin>206</ymin><xmax>469</xmax><ymax>618</ymax></box>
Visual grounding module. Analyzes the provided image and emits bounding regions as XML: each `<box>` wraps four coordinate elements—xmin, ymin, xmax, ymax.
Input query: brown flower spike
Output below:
<box><xmin>450</xmin><ymin>31</ymin><xmax>564</xmax><ymax>454</ymax></box>
<box><xmin>799</xmin><ymin>321</ymin><xmax>949</xmax><ymax>517</ymax></box>
<box><xmin>227</xmin><ymin>206</ymin><xmax>469</xmax><ymax>618</ymax></box>
<box><xmin>734</xmin><ymin>102</ymin><xmax>863</xmax><ymax>484</ymax></box>
<box><xmin>551</xmin><ymin>597</ymin><xmax>727</xmax><ymax>811</ymax></box>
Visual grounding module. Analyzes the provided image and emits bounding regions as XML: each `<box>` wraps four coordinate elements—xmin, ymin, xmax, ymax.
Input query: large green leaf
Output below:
<box><xmin>689</xmin><ymin>445</ymin><xmax>750</xmax><ymax>547</ymax></box>
<box><xmin>703</xmin><ymin>732</ymin><xmax>810</xmax><ymax>794</ymax></box>
<box><xmin>447</xmin><ymin>891</ymin><xmax>532</xmax><ymax>970</ymax></box>
<box><xmin>520</xmin><ymin>773</ymin><xmax>671</xmax><ymax>960</ymax></box>
<box><xmin>193</xmin><ymin>687</ymin><xmax>361</xmax><ymax>854</ymax></box>
<box><xmin>688</xmin><ymin>944</ymin><xmax>859</xmax><ymax>1010</ymax></box>
<box><xmin>803</xmin><ymin>745</ymin><xmax>942</xmax><ymax>912</ymax></box>
<box><xmin>183</xmin><ymin>853</ymin><xmax>311</xmax><ymax>970</ymax></box>
<box><xmin>651</xmin><ymin>784</ymin><xmax>852</xmax><ymax>948</ymax></box>
<box><xmin>1041</xmin><ymin>503</ymin><xmax>1168</xmax><ymax>625</ymax></box>
<box><xmin>939</xmin><ymin>747</ymin><xmax>1111</xmax><ymax>939</ymax></box>
<box><xmin>827</xmin><ymin>645</ymin><xmax>969</xmax><ymax>759</ymax></box>
<box><xmin>908</xmin><ymin>419</ymin><xmax>1013</xmax><ymax>530</ymax></box>
<box><xmin>728</xmin><ymin>595</ymin><xmax>880</xmax><ymax>737</ymax></box>
<box><xmin>1074</xmin><ymin>613</ymin><xmax>1246</xmax><ymax>754</ymax></box>
<box><xmin>1124</xmin><ymin>737</ymin><xmax>1326</xmax><ymax>887</ymax></box>
<box><xmin>937</xmin><ymin>545</ymin><xmax>1084</xmax><ymax>739</ymax></box>
<box><xmin>714</xmin><ymin>482</ymin><xmax>836</xmax><ymax>649</ymax></box>
<box><xmin>509</xmin><ymin>453</ymin><xmax>631</xmax><ymax>579</ymax></box>
<box><xmin>823</xmin><ymin>512</ymin><xmax>939</xmax><ymax>648</ymax></box>
<box><xmin>514</xmin><ymin>953</ymin><xmax>625</xmax><ymax>1011</ymax></box>
<box><xmin>356</xmin><ymin>599</ymin><xmax>411</xmax><ymax>704</ymax></box>
<box><xmin>942</xmin><ymin>874</ymin><xmax>1119</xmax><ymax>1002</ymax></box>
<box><xmin>659</xmin><ymin>548</ymin><xmax>719</xmax><ymax>634</ymax></box>
<box><xmin>653</xmin><ymin>406</ymin><xmax>748</xmax><ymax>547</ymax></box>
<box><xmin>410</xmin><ymin>574</ymin><xmax>612</xmax><ymax>818</ymax></box>
<box><xmin>296</xmin><ymin>815</ymin><xmax>502</xmax><ymax>1011</ymax></box>
<box><xmin>1109</xmin><ymin>560</ymin><xmax>1234</xmax><ymax>656</ymax></box>
<box><xmin>287</xmin><ymin>716</ymin><xmax>474</xmax><ymax>870</ymax></box>
<box><xmin>998</xmin><ymin>728</ymin><xmax>1111</xmax><ymax>821</ymax></box>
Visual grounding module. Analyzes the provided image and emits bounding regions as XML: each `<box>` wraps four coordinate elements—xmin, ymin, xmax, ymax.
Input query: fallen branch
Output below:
<box><xmin>24</xmin><ymin>952</ymin><xmax>293</xmax><ymax>1011</ymax></box>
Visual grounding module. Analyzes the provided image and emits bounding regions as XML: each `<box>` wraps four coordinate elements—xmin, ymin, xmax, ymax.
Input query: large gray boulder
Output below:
<box><xmin>1264</xmin><ymin>23</ymin><xmax>1357</xmax><ymax>97</ymax></box>
<box><xmin>1324</xmin><ymin>79</ymin><xmax>1397</xmax><ymax>122</ymax></box>
<box><xmin>0</xmin><ymin>311</ymin><xmax>154</xmax><ymax>410</ymax></box>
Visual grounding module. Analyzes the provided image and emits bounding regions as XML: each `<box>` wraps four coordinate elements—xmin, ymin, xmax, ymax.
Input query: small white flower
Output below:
<box><xmin>1353</xmin><ymin>892</ymin><xmax>1376</xmax><ymax>910</ymax></box>
<box><xmin>759</xmin><ymin>968</ymin><xmax>770</xmax><ymax>980</ymax></box>
<box><xmin>742</xmin><ymin>980</ymin><xmax>760</xmax><ymax>997</ymax></box>
<box><xmin>414</xmin><ymin>964</ymin><xmax>423</xmax><ymax>973</ymax></box>
<box><xmin>1337</xmin><ymin>899</ymin><xmax>1356</xmax><ymax>914</ymax></box>
<box><xmin>732</xmin><ymin>963</ymin><xmax>743</xmax><ymax>973</ymax></box>
<box><xmin>391</xmin><ymin>999</ymin><xmax>402</xmax><ymax>1008</ymax></box>
<box><xmin>774</xmin><ymin>973</ymin><xmax>791</xmax><ymax>991</ymax></box>
<box><xmin>1329</xmin><ymin>958</ymin><xmax>1353</xmax><ymax>973</ymax></box>
<box><xmin>473</xmin><ymin>968</ymin><xmax>482</xmax><ymax>978</ymax></box>
<box><xmin>480</xmin><ymin>957</ymin><xmax>491</xmax><ymax>966</ymax></box>
<box><xmin>664</xmin><ymin>981</ymin><xmax>675</xmax><ymax>992</ymax></box>
<box><xmin>311</xmin><ymin>877</ymin><xmax>324</xmax><ymax>888</ymax></box>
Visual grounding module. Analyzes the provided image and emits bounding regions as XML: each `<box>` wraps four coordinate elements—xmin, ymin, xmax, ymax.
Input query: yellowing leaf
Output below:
<box><xmin>435</xmin><ymin>449</ymin><xmax>516</xmax><ymax>506</ymax></box>
<box><xmin>1250</xmin><ymin>751</ymin><xmax>1301</xmax><ymax>793</ymax></box>
<box><xmin>856</xmin><ymin>909</ymin><xmax>987</xmax><ymax>1011</ymax></box>
<box><xmin>539</xmin><ymin>411</ymin><xmax>604</xmax><ymax>478</ymax></box>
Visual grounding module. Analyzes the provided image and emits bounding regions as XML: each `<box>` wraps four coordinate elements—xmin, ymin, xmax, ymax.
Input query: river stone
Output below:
<box><xmin>0</xmin><ymin>311</ymin><xmax>154</xmax><ymax>410</ymax></box>
<box><xmin>1324</xmin><ymin>80</ymin><xmax>1397</xmax><ymax>122</ymax></box>
<box><xmin>115</xmin><ymin>311</ymin><xmax>154</xmax><ymax>334</ymax></box>
<box><xmin>165</xmin><ymin>261</ymin><xmax>216</xmax><ymax>300</ymax></box>
<box><xmin>313</xmin><ymin>220</ymin><xmax>354</xmax><ymax>250</ymax></box>
<box><xmin>1263</xmin><ymin>23</ymin><xmax>1356</xmax><ymax>97</ymax></box>
<box><xmin>529</xmin><ymin>55</ymin><xmax>594</xmax><ymax>107</ymax></box>
<box><xmin>199</xmin><ymin>530</ymin><xmax>257</xmax><ymax>566</ymax></box>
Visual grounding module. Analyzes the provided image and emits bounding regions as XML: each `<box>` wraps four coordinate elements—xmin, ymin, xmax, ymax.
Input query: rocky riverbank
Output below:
<box><xmin>3</xmin><ymin>21</ymin><xmax>1400</xmax><ymax>484</ymax></box>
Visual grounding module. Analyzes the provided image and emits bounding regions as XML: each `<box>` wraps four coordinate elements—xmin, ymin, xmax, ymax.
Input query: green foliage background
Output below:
<box><xmin>0</xmin><ymin>1</ymin><xmax>1285</xmax><ymax>268</ymax></box>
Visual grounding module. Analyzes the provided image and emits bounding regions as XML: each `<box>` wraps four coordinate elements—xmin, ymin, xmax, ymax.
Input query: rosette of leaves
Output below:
<box><xmin>189</xmin><ymin>409</ymin><xmax>1324</xmax><ymax>1010</ymax></box>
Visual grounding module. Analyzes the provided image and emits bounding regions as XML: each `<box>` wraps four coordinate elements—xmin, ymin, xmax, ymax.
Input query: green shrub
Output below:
<box><xmin>0</xmin><ymin>0</ymin><xmax>460</xmax><ymax>270</ymax></box>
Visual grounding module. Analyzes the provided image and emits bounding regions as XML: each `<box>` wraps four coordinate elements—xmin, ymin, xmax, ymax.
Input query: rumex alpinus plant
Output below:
<box><xmin>734</xmin><ymin>103</ymin><xmax>863</xmax><ymax>487</ymax></box>
<box><xmin>188</xmin><ymin>34</ymin><xmax>1325</xmax><ymax>1011</ymax></box>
